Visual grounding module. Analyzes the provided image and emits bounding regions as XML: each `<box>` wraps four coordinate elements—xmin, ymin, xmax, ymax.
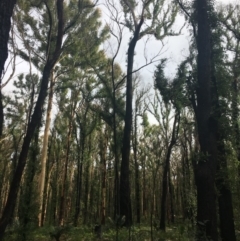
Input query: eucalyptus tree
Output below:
<box><xmin>1</xmin><ymin>74</ymin><xmax>40</xmax><ymax>225</ymax></box>
<box><xmin>137</xmin><ymin>107</ymin><xmax>163</xmax><ymax>229</ymax></box>
<box><xmin>38</xmin><ymin>1</ymin><xmax>109</xmax><ymax>226</ymax></box>
<box><xmin>176</xmin><ymin>0</ymin><xmax>236</xmax><ymax>239</ymax></box>
<box><xmin>0</xmin><ymin>0</ymin><xmax>65</xmax><ymax>237</ymax></box>
<box><xmin>132</xmin><ymin>84</ymin><xmax>150</xmax><ymax>224</ymax></box>
<box><xmin>118</xmin><ymin>0</ymin><xmax>179</xmax><ymax>226</ymax></box>
<box><xmin>154</xmin><ymin>57</ymin><xmax>197</xmax><ymax>230</ymax></box>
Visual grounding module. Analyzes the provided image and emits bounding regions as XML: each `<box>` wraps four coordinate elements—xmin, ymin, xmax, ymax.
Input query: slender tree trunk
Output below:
<box><xmin>111</xmin><ymin>61</ymin><xmax>120</xmax><ymax>220</ymax></box>
<box><xmin>73</xmin><ymin>133</ymin><xmax>84</xmax><ymax>226</ymax></box>
<box><xmin>160</xmin><ymin>113</ymin><xmax>179</xmax><ymax>231</ymax></box>
<box><xmin>38</xmin><ymin>74</ymin><xmax>55</xmax><ymax>227</ymax></box>
<box><xmin>0</xmin><ymin>1</ymin><xmax>64</xmax><ymax>237</ymax></box>
<box><xmin>0</xmin><ymin>0</ymin><xmax>17</xmax><ymax>136</ymax></box>
<box><xmin>100</xmin><ymin>127</ymin><xmax>107</xmax><ymax>225</ymax></box>
<box><xmin>142</xmin><ymin>156</ymin><xmax>147</xmax><ymax>218</ymax></box>
<box><xmin>120</xmin><ymin>16</ymin><xmax>144</xmax><ymax>227</ymax></box>
<box><xmin>83</xmin><ymin>136</ymin><xmax>92</xmax><ymax>225</ymax></box>
<box><xmin>59</xmin><ymin>114</ymin><xmax>74</xmax><ymax>226</ymax></box>
<box><xmin>133</xmin><ymin>109</ymin><xmax>140</xmax><ymax>224</ymax></box>
<box><xmin>168</xmin><ymin>169</ymin><xmax>174</xmax><ymax>224</ymax></box>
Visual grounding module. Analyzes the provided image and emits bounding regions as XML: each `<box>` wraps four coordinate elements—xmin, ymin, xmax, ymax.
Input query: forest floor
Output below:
<box><xmin>3</xmin><ymin>222</ymin><xmax>197</xmax><ymax>241</ymax></box>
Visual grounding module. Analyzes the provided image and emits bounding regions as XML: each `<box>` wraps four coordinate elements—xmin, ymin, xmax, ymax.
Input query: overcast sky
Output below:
<box><xmin>2</xmin><ymin>0</ymin><xmax>238</xmax><ymax>99</ymax></box>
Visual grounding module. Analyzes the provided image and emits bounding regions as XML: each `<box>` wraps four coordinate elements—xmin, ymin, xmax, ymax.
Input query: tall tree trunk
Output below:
<box><xmin>59</xmin><ymin>113</ymin><xmax>74</xmax><ymax>226</ymax></box>
<box><xmin>211</xmin><ymin>63</ymin><xmax>236</xmax><ymax>240</ymax></box>
<box><xmin>133</xmin><ymin>109</ymin><xmax>140</xmax><ymax>224</ymax></box>
<box><xmin>0</xmin><ymin>1</ymin><xmax>64</xmax><ymax>237</ymax></box>
<box><xmin>168</xmin><ymin>169</ymin><xmax>174</xmax><ymax>224</ymax></box>
<box><xmin>100</xmin><ymin>127</ymin><xmax>108</xmax><ymax>225</ymax></box>
<box><xmin>215</xmin><ymin>143</ymin><xmax>236</xmax><ymax>241</ymax></box>
<box><xmin>83</xmin><ymin>136</ymin><xmax>92</xmax><ymax>225</ymax></box>
<box><xmin>120</xmin><ymin>16</ymin><xmax>144</xmax><ymax>227</ymax></box>
<box><xmin>19</xmin><ymin>130</ymin><xmax>39</xmax><ymax>241</ymax></box>
<box><xmin>195</xmin><ymin>0</ymin><xmax>217</xmax><ymax>239</ymax></box>
<box><xmin>0</xmin><ymin>0</ymin><xmax>17</xmax><ymax>136</ymax></box>
<box><xmin>73</xmin><ymin>133</ymin><xmax>84</xmax><ymax>226</ymax></box>
<box><xmin>38</xmin><ymin>74</ymin><xmax>55</xmax><ymax>227</ymax></box>
<box><xmin>160</xmin><ymin>113</ymin><xmax>179</xmax><ymax>231</ymax></box>
<box><xmin>142</xmin><ymin>156</ymin><xmax>147</xmax><ymax>218</ymax></box>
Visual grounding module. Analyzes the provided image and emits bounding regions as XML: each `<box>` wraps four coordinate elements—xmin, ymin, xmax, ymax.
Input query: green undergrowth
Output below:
<box><xmin>3</xmin><ymin>223</ymin><xmax>195</xmax><ymax>241</ymax></box>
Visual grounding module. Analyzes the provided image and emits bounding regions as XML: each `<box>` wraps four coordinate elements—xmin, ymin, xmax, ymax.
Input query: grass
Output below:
<box><xmin>3</xmin><ymin>222</ymin><xmax>195</xmax><ymax>241</ymax></box>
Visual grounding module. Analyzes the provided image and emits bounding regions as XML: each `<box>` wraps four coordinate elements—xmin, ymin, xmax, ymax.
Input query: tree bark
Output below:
<box><xmin>38</xmin><ymin>73</ymin><xmax>55</xmax><ymax>227</ymax></box>
<box><xmin>59</xmin><ymin>104</ymin><xmax>75</xmax><ymax>226</ymax></box>
<box><xmin>160</xmin><ymin>112</ymin><xmax>179</xmax><ymax>231</ymax></box>
<box><xmin>195</xmin><ymin>0</ymin><xmax>217</xmax><ymax>240</ymax></box>
<box><xmin>0</xmin><ymin>0</ymin><xmax>17</xmax><ymax>136</ymax></box>
<box><xmin>133</xmin><ymin>109</ymin><xmax>140</xmax><ymax>224</ymax></box>
<box><xmin>100</xmin><ymin>127</ymin><xmax>108</xmax><ymax>225</ymax></box>
<box><xmin>0</xmin><ymin>0</ymin><xmax>64</xmax><ymax>237</ymax></box>
<box><xmin>120</xmin><ymin>16</ymin><xmax>144</xmax><ymax>227</ymax></box>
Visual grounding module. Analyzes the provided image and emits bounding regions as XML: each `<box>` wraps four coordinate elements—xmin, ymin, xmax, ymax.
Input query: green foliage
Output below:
<box><xmin>3</xmin><ymin>223</ymin><xmax>197</xmax><ymax>241</ymax></box>
<box><xmin>154</xmin><ymin>58</ymin><xmax>190</xmax><ymax>111</ymax></box>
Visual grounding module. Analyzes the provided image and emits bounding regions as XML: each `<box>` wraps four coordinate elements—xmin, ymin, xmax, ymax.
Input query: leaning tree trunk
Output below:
<box><xmin>19</xmin><ymin>130</ymin><xmax>39</xmax><ymax>240</ymax></box>
<box><xmin>119</xmin><ymin>16</ymin><xmax>144</xmax><ymax>227</ymax></box>
<box><xmin>0</xmin><ymin>0</ymin><xmax>17</xmax><ymax>136</ymax></box>
<box><xmin>0</xmin><ymin>1</ymin><xmax>64</xmax><ymax>238</ymax></box>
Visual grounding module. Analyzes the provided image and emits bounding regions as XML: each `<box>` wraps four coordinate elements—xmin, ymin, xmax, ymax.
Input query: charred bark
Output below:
<box><xmin>195</xmin><ymin>0</ymin><xmax>217</xmax><ymax>240</ymax></box>
<box><xmin>119</xmin><ymin>16</ymin><xmax>144</xmax><ymax>227</ymax></box>
<box><xmin>0</xmin><ymin>0</ymin><xmax>17</xmax><ymax>136</ymax></box>
<box><xmin>160</xmin><ymin>112</ymin><xmax>179</xmax><ymax>231</ymax></box>
<box><xmin>0</xmin><ymin>0</ymin><xmax>64</xmax><ymax>237</ymax></box>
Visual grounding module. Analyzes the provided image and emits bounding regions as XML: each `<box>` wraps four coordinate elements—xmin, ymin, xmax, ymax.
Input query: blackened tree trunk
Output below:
<box><xmin>160</xmin><ymin>112</ymin><xmax>179</xmax><ymax>231</ymax></box>
<box><xmin>215</xmin><ymin>142</ymin><xmax>236</xmax><ymax>241</ymax></box>
<box><xmin>119</xmin><ymin>16</ymin><xmax>144</xmax><ymax>226</ymax></box>
<box><xmin>0</xmin><ymin>0</ymin><xmax>17</xmax><ymax>136</ymax></box>
<box><xmin>168</xmin><ymin>169</ymin><xmax>174</xmax><ymax>224</ymax></box>
<box><xmin>0</xmin><ymin>0</ymin><xmax>64</xmax><ymax>238</ymax></box>
<box><xmin>18</xmin><ymin>129</ymin><xmax>39</xmax><ymax>241</ymax></box>
<box><xmin>195</xmin><ymin>0</ymin><xmax>217</xmax><ymax>240</ymax></box>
